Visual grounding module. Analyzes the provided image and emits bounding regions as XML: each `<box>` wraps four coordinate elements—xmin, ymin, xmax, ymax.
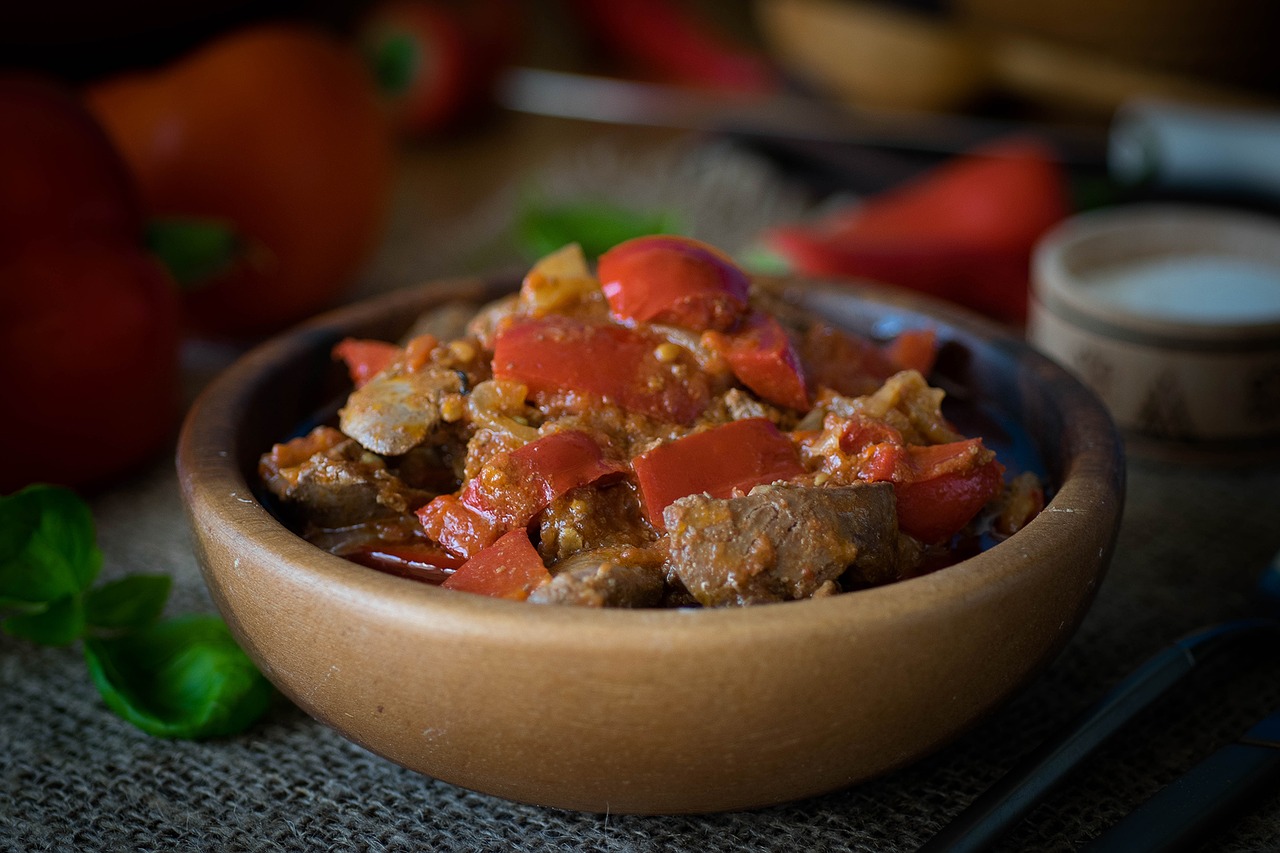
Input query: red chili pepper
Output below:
<box><xmin>766</xmin><ymin>138</ymin><xmax>1070</xmax><ymax>325</ymax></box>
<box><xmin>441</xmin><ymin>528</ymin><xmax>551</xmax><ymax>600</ymax></box>
<box><xmin>632</xmin><ymin>418</ymin><xmax>805</xmax><ymax>528</ymax></box>
<box><xmin>705</xmin><ymin>311</ymin><xmax>809</xmax><ymax>410</ymax></box>
<box><xmin>0</xmin><ymin>76</ymin><xmax>181</xmax><ymax>494</ymax></box>
<box><xmin>492</xmin><ymin>316</ymin><xmax>710</xmax><ymax>424</ymax></box>
<box><xmin>332</xmin><ymin>338</ymin><xmax>402</xmax><ymax>388</ymax></box>
<box><xmin>597</xmin><ymin>235</ymin><xmax>750</xmax><ymax>331</ymax></box>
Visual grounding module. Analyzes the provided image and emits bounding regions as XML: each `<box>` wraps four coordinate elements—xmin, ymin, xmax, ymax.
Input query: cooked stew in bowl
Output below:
<box><xmin>259</xmin><ymin>236</ymin><xmax>1044</xmax><ymax>607</ymax></box>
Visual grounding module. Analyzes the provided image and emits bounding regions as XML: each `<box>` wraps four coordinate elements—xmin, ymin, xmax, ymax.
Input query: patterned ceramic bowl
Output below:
<box><xmin>1030</xmin><ymin>204</ymin><xmax>1280</xmax><ymax>456</ymax></box>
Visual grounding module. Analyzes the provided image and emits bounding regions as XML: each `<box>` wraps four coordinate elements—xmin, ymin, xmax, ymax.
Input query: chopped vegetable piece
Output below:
<box><xmin>461</xmin><ymin>430</ymin><xmax>626</xmax><ymax>527</ymax></box>
<box><xmin>597</xmin><ymin>235</ymin><xmax>750</xmax><ymax>331</ymax></box>
<box><xmin>417</xmin><ymin>494</ymin><xmax>500</xmax><ymax>559</ymax></box>
<box><xmin>859</xmin><ymin>438</ymin><xmax>1003</xmax><ymax>543</ymax></box>
<box><xmin>442</xmin><ymin>528</ymin><xmax>550</xmax><ymax>600</ymax></box>
<box><xmin>894</xmin><ymin>459</ymin><xmax>1004</xmax><ymax>544</ymax></box>
<box><xmin>883</xmin><ymin>328</ymin><xmax>938</xmax><ymax>376</ymax></box>
<box><xmin>493</xmin><ymin>316</ymin><xmax>710</xmax><ymax>424</ymax></box>
<box><xmin>705</xmin><ymin>310</ymin><xmax>809</xmax><ymax>410</ymax></box>
<box><xmin>346</xmin><ymin>542</ymin><xmax>464</xmax><ymax>584</ymax></box>
<box><xmin>633</xmin><ymin>418</ymin><xmax>805</xmax><ymax>528</ymax></box>
<box><xmin>333</xmin><ymin>338</ymin><xmax>401</xmax><ymax>388</ymax></box>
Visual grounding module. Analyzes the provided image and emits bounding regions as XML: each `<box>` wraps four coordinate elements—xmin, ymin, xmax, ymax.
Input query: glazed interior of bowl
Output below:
<box><xmin>177</xmin><ymin>275</ymin><xmax>1124</xmax><ymax>814</ymax></box>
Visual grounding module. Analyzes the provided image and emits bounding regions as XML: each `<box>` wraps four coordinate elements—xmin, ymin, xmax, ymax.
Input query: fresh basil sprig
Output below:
<box><xmin>0</xmin><ymin>484</ymin><xmax>274</xmax><ymax>738</ymax></box>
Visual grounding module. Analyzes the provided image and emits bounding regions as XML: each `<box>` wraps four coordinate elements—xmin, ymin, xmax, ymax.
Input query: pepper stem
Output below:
<box><xmin>145</xmin><ymin>217</ymin><xmax>241</xmax><ymax>291</ymax></box>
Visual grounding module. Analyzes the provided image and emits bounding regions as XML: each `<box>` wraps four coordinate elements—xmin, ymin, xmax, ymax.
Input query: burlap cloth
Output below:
<box><xmin>4</xmin><ymin>130</ymin><xmax>1280</xmax><ymax>852</ymax></box>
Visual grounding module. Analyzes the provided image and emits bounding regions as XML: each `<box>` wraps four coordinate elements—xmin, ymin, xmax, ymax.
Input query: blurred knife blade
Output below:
<box><xmin>496</xmin><ymin>67</ymin><xmax>1109</xmax><ymax>168</ymax></box>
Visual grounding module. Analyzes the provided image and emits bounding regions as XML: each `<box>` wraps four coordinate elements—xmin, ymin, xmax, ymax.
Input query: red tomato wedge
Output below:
<box><xmin>705</xmin><ymin>311</ymin><xmax>809</xmax><ymax>411</ymax></box>
<box><xmin>493</xmin><ymin>316</ymin><xmax>710</xmax><ymax>424</ymax></box>
<box><xmin>461</xmin><ymin>430</ymin><xmax>626</xmax><ymax>527</ymax></box>
<box><xmin>597</xmin><ymin>235</ymin><xmax>750</xmax><ymax>331</ymax></box>
<box><xmin>633</xmin><ymin>418</ymin><xmax>805</xmax><ymax>528</ymax></box>
<box><xmin>441</xmin><ymin>528</ymin><xmax>550</xmax><ymax>600</ymax></box>
<box><xmin>333</xmin><ymin>337</ymin><xmax>401</xmax><ymax>388</ymax></box>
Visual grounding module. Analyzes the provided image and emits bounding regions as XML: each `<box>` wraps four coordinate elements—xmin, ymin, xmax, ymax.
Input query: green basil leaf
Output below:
<box><xmin>516</xmin><ymin>199</ymin><xmax>682</xmax><ymax>262</ymax></box>
<box><xmin>0</xmin><ymin>485</ymin><xmax>102</xmax><ymax>606</ymax></box>
<box><xmin>84</xmin><ymin>574</ymin><xmax>172</xmax><ymax>633</ymax></box>
<box><xmin>3</xmin><ymin>594</ymin><xmax>86</xmax><ymax>645</ymax></box>
<box><xmin>84</xmin><ymin>615</ymin><xmax>274</xmax><ymax>739</ymax></box>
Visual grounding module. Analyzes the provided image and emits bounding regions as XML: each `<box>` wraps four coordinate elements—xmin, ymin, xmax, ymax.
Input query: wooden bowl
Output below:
<box><xmin>177</xmin><ymin>276</ymin><xmax>1124</xmax><ymax>814</ymax></box>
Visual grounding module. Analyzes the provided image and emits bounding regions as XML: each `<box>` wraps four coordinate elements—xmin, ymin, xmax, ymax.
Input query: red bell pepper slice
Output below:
<box><xmin>461</xmin><ymin>429</ymin><xmax>626</xmax><ymax>527</ymax></box>
<box><xmin>766</xmin><ymin>138</ymin><xmax>1070</xmax><ymax>325</ymax></box>
<box><xmin>633</xmin><ymin>418</ymin><xmax>805</xmax><ymax>528</ymax></box>
<box><xmin>597</xmin><ymin>235</ymin><xmax>750</xmax><ymax>331</ymax></box>
<box><xmin>493</xmin><ymin>315</ymin><xmax>710</xmax><ymax>424</ymax></box>
<box><xmin>801</xmin><ymin>324</ymin><xmax>938</xmax><ymax>397</ymax></box>
<box><xmin>346</xmin><ymin>541</ymin><xmax>465</xmax><ymax>585</ymax></box>
<box><xmin>417</xmin><ymin>494</ymin><xmax>500</xmax><ymax>559</ymax></box>
<box><xmin>858</xmin><ymin>437</ymin><xmax>1004</xmax><ymax>543</ymax></box>
<box><xmin>705</xmin><ymin>310</ymin><xmax>809</xmax><ymax>411</ymax></box>
<box><xmin>441</xmin><ymin>528</ymin><xmax>550</xmax><ymax>600</ymax></box>
<box><xmin>894</xmin><ymin>459</ymin><xmax>1004</xmax><ymax>545</ymax></box>
<box><xmin>332</xmin><ymin>337</ymin><xmax>401</xmax><ymax>388</ymax></box>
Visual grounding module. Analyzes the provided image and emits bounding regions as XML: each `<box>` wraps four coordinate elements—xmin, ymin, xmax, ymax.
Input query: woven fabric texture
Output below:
<box><xmin>4</xmin><ymin>138</ymin><xmax>1280</xmax><ymax>852</ymax></box>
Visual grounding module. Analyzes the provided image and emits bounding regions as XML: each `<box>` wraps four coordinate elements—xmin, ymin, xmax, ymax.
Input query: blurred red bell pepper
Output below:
<box><xmin>632</xmin><ymin>418</ymin><xmax>805</xmax><ymax>528</ymax></box>
<box><xmin>85</xmin><ymin>24</ymin><xmax>394</xmax><ymax>339</ymax></box>
<box><xmin>766</xmin><ymin>138</ymin><xmax>1071</xmax><ymax>325</ymax></box>
<box><xmin>359</xmin><ymin>0</ymin><xmax>521</xmax><ymax>138</ymax></box>
<box><xmin>0</xmin><ymin>76</ymin><xmax>181</xmax><ymax>494</ymax></box>
<box><xmin>567</xmin><ymin>0</ymin><xmax>779</xmax><ymax>92</ymax></box>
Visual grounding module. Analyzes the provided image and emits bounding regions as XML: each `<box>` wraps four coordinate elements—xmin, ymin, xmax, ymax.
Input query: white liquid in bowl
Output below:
<box><xmin>1085</xmin><ymin>256</ymin><xmax>1280</xmax><ymax>324</ymax></box>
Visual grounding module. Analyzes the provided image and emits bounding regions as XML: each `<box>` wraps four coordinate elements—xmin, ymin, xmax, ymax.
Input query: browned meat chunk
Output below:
<box><xmin>338</xmin><ymin>367</ymin><xmax>466</xmax><ymax>456</ymax></box>
<box><xmin>664</xmin><ymin>482</ymin><xmax>900</xmax><ymax>607</ymax></box>
<box><xmin>259</xmin><ymin>426</ymin><xmax>431</xmax><ymax>529</ymax></box>
<box><xmin>528</xmin><ymin>546</ymin><xmax>666</xmax><ymax>608</ymax></box>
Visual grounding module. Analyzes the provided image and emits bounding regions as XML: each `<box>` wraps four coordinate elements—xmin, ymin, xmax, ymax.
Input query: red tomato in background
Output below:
<box><xmin>0</xmin><ymin>76</ymin><xmax>181</xmax><ymax>494</ymax></box>
<box><xmin>0</xmin><ymin>75</ymin><xmax>142</xmax><ymax>260</ymax></box>
<box><xmin>86</xmin><ymin>24</ymin><xmax>394</xmax><ymax>339</ymax></box>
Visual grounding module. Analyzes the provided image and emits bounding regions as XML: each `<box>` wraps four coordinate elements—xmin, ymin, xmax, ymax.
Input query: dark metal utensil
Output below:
<box><xmin>915</xmin><ymin>618</ymin><xmax>1280</xmax><ymax>853</ymax></box>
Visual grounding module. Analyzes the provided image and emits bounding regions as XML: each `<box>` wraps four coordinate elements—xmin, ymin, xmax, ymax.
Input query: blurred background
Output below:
<box><xmin>3</xmin><ymin>0</ymin><xmax>1278</xmax><ymax>489</ymax></box>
